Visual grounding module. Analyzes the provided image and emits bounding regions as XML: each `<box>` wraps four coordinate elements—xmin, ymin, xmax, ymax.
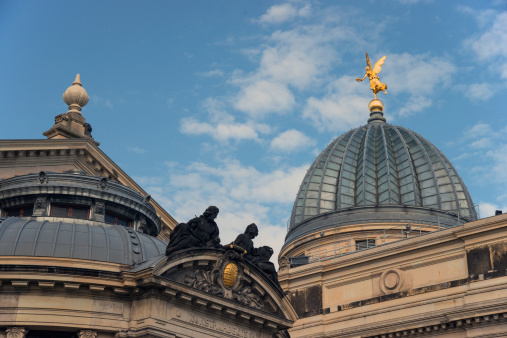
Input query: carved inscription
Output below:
<box><xmin>188</xmin><ymin>313</ymin><xmax>257</xmax><ymax>338</ymax></box>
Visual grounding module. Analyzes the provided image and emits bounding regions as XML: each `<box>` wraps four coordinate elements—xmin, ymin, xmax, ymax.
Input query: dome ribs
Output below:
<box><xmin>380</xmin><ymin>126</ymin><xmax>398</xmax><ymax>204</ymax></box>
<box><xmin>415</xmin><ymin>134</ymin><xmax>472</xmax><ymax>219</ymax></box>
<box><xmin>357</xmin><ymin>126</ymin><xmax>377</xmax><ymax>206</ymax></box>
<box><xmin>317</xmin><ymin>132</ymin><xmax>350</xmax><ymax>215</ymax></box>
<box><xmin>303</xmin><ymin>143</ymin><xmax>332</xmax><ymax>221</ymax></box>
<box><xmin>337</xmin><ymin>128</ymin><xmax>363</xmax><ymax>209</ymax></box>
<box><xmin>400</xmin><ymin>129</ymin><xmax>442</xmax><ymax>210</ymax></box>
<box><xmin>287</xmin><ymin>122</ymin><xmax>477</xmax><ymax>238</ymax></box>
<box><xmin>388</xmin><ymin>127</ymin><xmax>420</xmax><ymax>206</ymax></box>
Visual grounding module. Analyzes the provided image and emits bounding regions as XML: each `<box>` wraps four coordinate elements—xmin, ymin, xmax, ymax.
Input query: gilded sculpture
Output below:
<box><xmin>356</xmin><ymin>52</ymin><xmax>387</xmax><ymax>99</ymax></box>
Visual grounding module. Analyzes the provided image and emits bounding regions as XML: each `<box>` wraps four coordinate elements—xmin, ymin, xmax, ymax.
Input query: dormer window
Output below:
<box><xmin>50</xmin><ymin>205</ymin><xmax>89</xmax><ymax>220</ymax></box>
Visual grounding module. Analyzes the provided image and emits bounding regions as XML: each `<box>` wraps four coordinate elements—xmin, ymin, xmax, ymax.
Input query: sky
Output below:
<box><xmin>1</xmin><ymin>0</ymin><xmax>507</xmax><ymax>263</ymax></box>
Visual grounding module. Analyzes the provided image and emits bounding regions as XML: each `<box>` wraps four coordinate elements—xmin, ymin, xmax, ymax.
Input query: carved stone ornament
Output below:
<box><xmin>278</xmin><ymin>256</ymin><xmax>290</xmax><ymax>271</ymax></box>
<box><xmin>77</xmin><ymin>330</ymin><xmax>97</xmax><ymax>338</ymax></box>
<box><xmin>182</xmin><ymin>246</ymin><xmax>264</xmax><ymax>310</ymax></box>
<box><xmin>6</xmin><ymin>327</ymin><xmax>27</xmax><ymax>338</ymax></box>
<box><xmin>139</xmin><ymin>217</ymin><xmax>148</xmax><ymax>234</ymax></box>
<box><xmin>38</xmin><ymin>170</ymin><xmax>48</xmax><ymax>184</ymax></box>
<box><xmin>380</xmin><ymin>268</ymin><xmax>403</xmax><ymax>294</ymax></box>
<box><xmin>143</xmin><ymin>194</ymin><xmax>151</xmax><ymax>205</ymax></box>
<box><xmin>35</xmin><ymin>197</ymin><xmax>46</xmax><ymax>209</ymax></box>
<box><xmin>98</xmin><ymin>177</ymin><xmax>107</xmax><ymax>190</ymax></box>
<box><xmin>95</xmin><ymin>202</ymin><xmax>105</xmax><ymax>215</ymax></box>
<box><xmin>33</xmin><ymin>196</ymin><xmax>47</xmax><ymax>217</ymax></box>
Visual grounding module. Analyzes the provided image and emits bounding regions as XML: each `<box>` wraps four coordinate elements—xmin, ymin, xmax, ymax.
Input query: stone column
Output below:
<box><xmin>6</xmin><ymin>327</ymin><xmax>27</xmax><ymax>338</ymax></box>
<box><xmin>77</xmin><ymin>330</ymin><xmax>97</xmax><ymax>338</ymax></box>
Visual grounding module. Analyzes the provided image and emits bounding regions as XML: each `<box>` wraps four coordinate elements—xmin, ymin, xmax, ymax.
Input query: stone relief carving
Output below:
<box><xmin>77</xmin><ymin>330</ymin><xmax>97</xmax><ymax>338</ymax></box>
<box><xmin>278</xmin><ymin>256</ymin><xmax>290</xmax><ymax>271</ymax></box>
<box><xmin>95</xmin><ymin>201</ymin><xmax>105</xmax><ymax>215</ymax></box>
<box><xmin>165</xmin><ymin>206</ymin><xmax>284</xmax><ymax>304</ymax></box>
<box><xmin>6</xmin><ymin>327</ymin><xmax>27</xmax><ymax>338</ymax></box>
<box><xmin>98</xmin><ymin>177</ymin><xmax>107</xmax><ymax>190</ymax></box>
<box><xmin>165</xmin><ymin>206</ymin><xmax>221</xmax><ymax>256</ymax></box>
<box><xmin>33</xmin><ymin>197</ymin><xmax>47</xmax><ymax>217</ymax></box>
<box><xmin>142</xmin><ymin>194</ymin><xmax>151</xmax><ymax>205</ymax></box>
<box><xmin>139</xmin><ymin>217</ymin><xmax>148</xmax><ymax>234</ymax></box>
<box><xmin>38</xmin><ymin>170</ymin><xmax>47</xmax><ymax>184</ymax></box>
<box><xmin>182</xmin><ymin>247</ymin><xmax>264</xmax><ymax>310</ymax></box>
<box><xmin>379</xmin><ymin>268</ymin><xmax>403</xmax><ymax>294</ymax></box>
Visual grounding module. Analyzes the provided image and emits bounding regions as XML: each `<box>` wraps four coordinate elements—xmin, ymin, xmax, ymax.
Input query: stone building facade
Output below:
<box><xmin>278</xmin><ymin>100</ymin><xmax>507</xmax><ymax>337</ymax></box>
<box><xmin>0</xmin><ymin>76</ymin><xmax>295</xmax><ymax>338</ymax></box>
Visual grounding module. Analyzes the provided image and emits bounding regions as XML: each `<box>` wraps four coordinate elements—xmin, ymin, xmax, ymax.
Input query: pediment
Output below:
<box><xmin>152</xmin><ymin>247</ymin><xmax>297</xmax><ymax>321</ymax></box>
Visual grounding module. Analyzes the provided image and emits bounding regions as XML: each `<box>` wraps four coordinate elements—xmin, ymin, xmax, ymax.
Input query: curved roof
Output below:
<box><xmin>287</xmin><ymin>123</ymin><xmax>476</xmax><ymax>243</ymax></box>
<box><xmin>0</xmin><ymin>217</ymin><xmax>167</xmax><ymax>265</ymax></box>
<box><xmin>0</xmin><ymin>172</ymin><xmax>161</xmax><ymax>236</ymax></box>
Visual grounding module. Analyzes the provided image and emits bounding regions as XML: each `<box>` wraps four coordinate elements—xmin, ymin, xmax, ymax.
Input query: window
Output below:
<box><xmin>105</xmin><ymin>213</ymin><xmax>131</xmax><ymax>227</ymax></box>
<box><xmin>356</xmin><ymin>239</ymin><xmax>376</xmax><ymax>251</ymax></box>
<box><xmin>5</xmin><ymin>206</ymin><xmax>33</xmax><ymax>217</ymax></box>
<box><xmin>50</xmin><ymin>205</ymin><xmax>89</xmax><ymax>220</ymax></box>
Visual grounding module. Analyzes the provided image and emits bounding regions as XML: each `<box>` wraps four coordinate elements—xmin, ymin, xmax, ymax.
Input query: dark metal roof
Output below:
<box><xmin>287</xmin><ymin>123</ymin><xmax>476</xmax><ymax>244</ymax></box>
<box><xmin>0</xmin><ymin>217</ymin><xmax>167</xmax><ymax>265</ymax></box>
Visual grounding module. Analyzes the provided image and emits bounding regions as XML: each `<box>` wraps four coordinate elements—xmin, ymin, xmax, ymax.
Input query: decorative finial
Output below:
<box><xmin>356</xmin><ymin>52</ymin><xmax>387</xmax><ymax>100</ymax></box>
<box><xmin>368</xmin><ymin>99</ymin><xmax>386</xmax><ymax>123</ymax></box>
<box><xmin>72</xmin><ymin>74</ymin><xmax>82</xmax><ymax>86</ymax></box>
<box><xmin>63</xmin><ymin>73</ymin><xmax>89</xmax><ymax>114</ymax></box>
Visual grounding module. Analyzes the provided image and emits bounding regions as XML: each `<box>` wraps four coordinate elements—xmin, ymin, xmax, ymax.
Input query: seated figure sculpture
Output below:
<box><xmin>233</xmin><ymin>223</ymin><xmax>258</xmax><ymax>260</ymax></box>
<box><xmin>233</xmin><ymin>224</ymin><xmax>280</xmax><ymax>286</ymax></box>
<box><xmin>253</xmin><ymin>246</ymin><xmax>279</xmax><ymax>284</ymax></box>
<box><xmin>165</xmin><ymin>206</ymin><xmax>221</xmax><ymax>256</ymax></box>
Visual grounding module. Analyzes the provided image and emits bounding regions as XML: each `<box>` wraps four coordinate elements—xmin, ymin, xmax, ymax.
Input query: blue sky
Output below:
<box><xmin>1</xmin><ymin>0</ymin><xmax>506</xmax><ymax>259</ymax></box>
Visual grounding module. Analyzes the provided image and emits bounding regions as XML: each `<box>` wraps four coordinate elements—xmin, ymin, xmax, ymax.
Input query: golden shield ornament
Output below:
<box><xmin>222</xmin><ymin>262</ymin><xmax>238</xmax><ymax>288</ymax></box>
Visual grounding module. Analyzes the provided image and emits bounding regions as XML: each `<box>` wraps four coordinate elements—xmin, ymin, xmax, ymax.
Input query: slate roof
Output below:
<box><xmin>0</xmin><ymin>217</ymin><xmax>167</xmax><ymax>265</ymax></box>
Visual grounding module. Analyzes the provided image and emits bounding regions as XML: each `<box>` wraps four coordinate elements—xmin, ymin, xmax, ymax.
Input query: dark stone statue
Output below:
<box><xmin>233</xmin><ymin>223</ymin><xmax>258</xmax><ymax>260</ymax></box>
<box><xmin>165</xmin><ymin>206</ymin><xmax>221</xmax><ymax>256</ymax></box>
<box><xmin>252</xmin><ymin>246</ymin><xmax>278</xmax><ymax>283</ymax></box>
<box><xmin>233</xmin><ymin>223</ymin><xmax>280</xmax><ymax>287</ymax></box>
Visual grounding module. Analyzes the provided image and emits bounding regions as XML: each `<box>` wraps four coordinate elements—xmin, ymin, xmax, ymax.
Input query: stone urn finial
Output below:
<box><xmin>63</xmin><ymin>74</ymin><xmax>89</xmax><ymax>114</ymax></box>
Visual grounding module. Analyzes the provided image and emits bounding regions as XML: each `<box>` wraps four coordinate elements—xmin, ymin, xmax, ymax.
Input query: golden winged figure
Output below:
<box><xmin>356</xmin><ymin>52</ymin><xmax>387</xmax><ymax>99</ymax></box>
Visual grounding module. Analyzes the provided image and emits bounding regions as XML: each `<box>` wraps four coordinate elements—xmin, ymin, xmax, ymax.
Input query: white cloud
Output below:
<box><xmin>199</xmin><ymin>69</ymin><xmax>224</xmax><ymax>77</ymax></box>
<box><xmin>478</xmin><ymin>202</ymin><xmax>506</xmax><ymax>218</ymax></box>
<box><xmin>258</xmin><ymin>3</ymin><xmax>311</xmax><ymax>24</ymax></box>
<box><xmin>127</xmin><ymin>146</ymin><xmax>146</xmax><ymax>154</ymax></box>
<box><xmin>466</xmin><ymin>83</ymin><xmax>495</xmax><ymax>101</ymax></box>
<box><xmin>141</xmin><ymin>160</ymin><xmax>309</xmax><ymax>267</ymax></box>
<box><xmin>470</xmin><ymin>137</ymin><xmax>493</xmax><ymax>149</ymax></box>
<box><xmin>486</xmin><ymin>144</ymin><xmax>507</xmax><ymax>184</ymax></box>
<box><xmin>234</xmin><ymin>80</ymin><xmax>295</xmax><ymax>117</ymax></box>
<box><xmin>303</xmin><ymin>75</ymin><xmax>371</xmax><ymax>132</ymax></box>
<box><xmin>381</xmin><ymin>52</ymin><xmax>456</xmax><ymax>116</ymax></box>
<box><xmin>270</xmin><ymin>129</ymin><xmax>316</xmax><ymax>153</ymax></box>
<box><xmin>231</xmin><ymin>21</ymin><xmax>359</xmax><ymax>118</ymax></box>
<box><xmin>465</xmin><ymin>11</ymin><xmax>507</xmax><ymax>79</ymax></box>
<box><xmin>469</xmin><ymin>122</ymin><xmax>492</xmax><ymax>136</ymax></box>
<box><xmin>180</xmin><ymin>98</ymin><xmax>272</xmax><ymax>143</ymax></box>
<box><xmin>180</xmin><ymin>117</ymin><xmax>260</xmax><ymax>143</ymax></box>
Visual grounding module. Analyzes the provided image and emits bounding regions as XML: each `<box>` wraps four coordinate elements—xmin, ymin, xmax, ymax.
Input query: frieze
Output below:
<box><xmin>187</xmin><ymin>312</ymin><xmax>257</xmax><ymax>338</ymax></box>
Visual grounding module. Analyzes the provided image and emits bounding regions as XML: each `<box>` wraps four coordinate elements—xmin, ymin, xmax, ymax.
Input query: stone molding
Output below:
<box><xmin>365</xmin><ymin>312</ymin><xmax>507</xmax><ymax>337</ymax></box>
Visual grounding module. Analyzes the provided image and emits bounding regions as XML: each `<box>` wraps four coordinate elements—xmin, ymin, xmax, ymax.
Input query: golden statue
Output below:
<box><xmin>356</xmin><ymin>52</ymin><xmax>387</xmax><ymax>99</ymax></box>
